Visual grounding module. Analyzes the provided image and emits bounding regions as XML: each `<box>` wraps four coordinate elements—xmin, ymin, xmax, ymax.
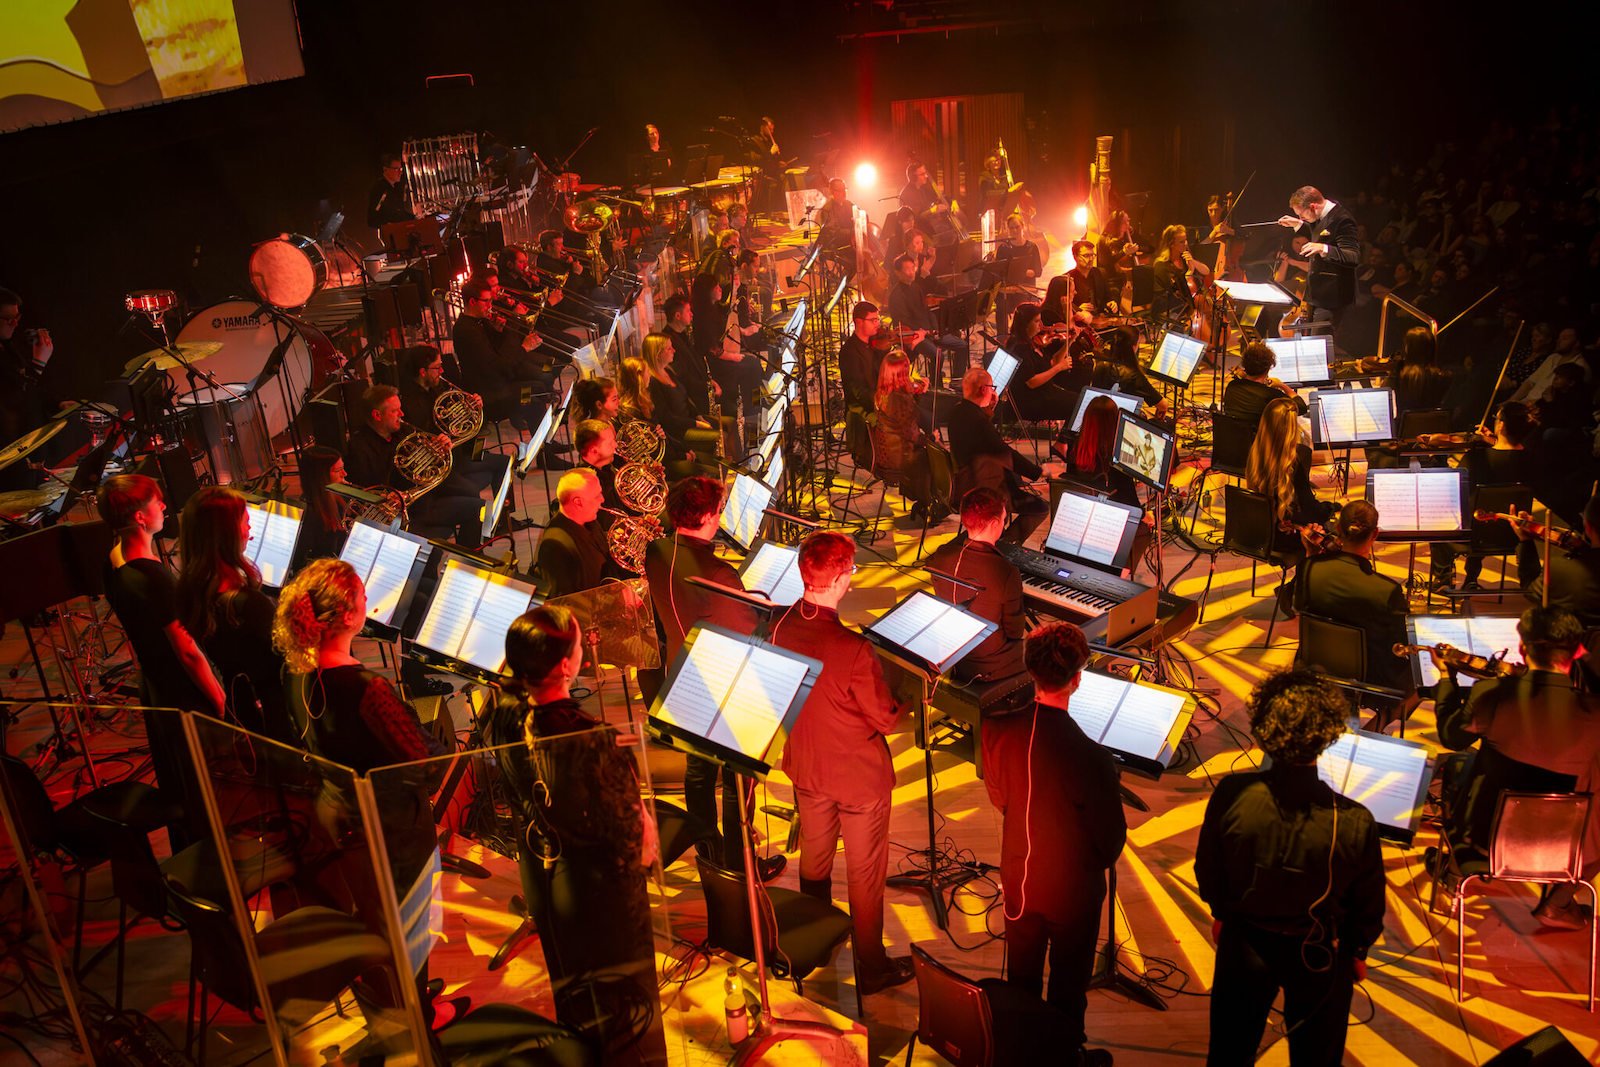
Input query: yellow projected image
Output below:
<box><xmin>130</xmin><ymin>0</ymin><xmax>244</xmax><ymax>99</ymax></box>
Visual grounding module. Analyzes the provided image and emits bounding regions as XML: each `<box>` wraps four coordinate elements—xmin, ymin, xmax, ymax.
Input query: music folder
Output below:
<box><xmin>737</xmin><ymin>539</ymin><xmax>805</xmax><ymax>605</ymax></box>
<box><xmin>1366</xmin><ymin>467</ymin><xmax>1468</xmax><ymax>540</ymax></box>
<box><xmin>1264</xmin><ymin>336</ymin><xmax>1332</xmax><ymax>385</ymax></box>
<box><xmin>408</xmin><ymin>556</ymin><xmax>541</xmax><ymax>683</ymax></box>
<box><xmin>1314</xmin><ymin>730</ymin><xmax>1434</xmax><ymax>845</ymax></box>
<box><xmin>1310</xmin><ymin>387</ymin><xmax>1394</xmax><ymax>446</ymax></box>
<box><xmin>1148</xmin><ymin>330</ymin><xmax>1207</xmax><ymax>387</ymax></box>
<box><xmin>1067</xmin><ymin>670</ymin><xmax>1195</xmax><ymax>779</ymax></box>
<box><xmin>863</xmin><ymin>590</ymin><xmax>998</xmax><ymax>677</ymax></box>
<box><xmin>339</xmin><ymin>520</ymin><xmax>434</xmax><ymax>640</ymax></box>
<box><xmin>1404</xmin><ymin>615</ymin><xmax>1524</xmax><ymax>689</ymax></box>
<box><xmin>241</xmin><ymin>497</ymin><xmax>302</xmax><ymax>589</ymax></box>
<box><xmin>648</xmin><ymin>623</ymin><xmax>823</xmax><ymax>779</ymax></box>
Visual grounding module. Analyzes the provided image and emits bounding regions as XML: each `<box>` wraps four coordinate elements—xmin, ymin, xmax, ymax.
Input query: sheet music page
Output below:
<box><xmin>1408</xmin><ymin>615</ymin><xmax>1472</xmax><ymax>689</ymax></box>
<box><xmin>742</xmin><ymin>544</ymin><xmax>804</xmax><ymax>605</ymax></box>
<box><xmin>1097</xmin><ymin>682</ymin><xmax>1187</xmax><ymax>762</ymax></box>
<box><xmin>1465</xmin><ymin>617</ymin><xmax>1523</xmax><ymax>669</ymax></box>
<box><xmin>870</xmin><ymin>593</ymin><xmax>988</xmax><ymax>670</ymax></box>
<box><xmin>1315</xmin><ymin>732</ymin><xmax>1358</xmax><ymax>795</ymax></box>
<box><xmin>988</xmin><ymin>350</ymin><xmax>1019</xmax><ymax>395</ymax></box>
<box><xmin>414</xmin><ymin>559</ymin><xmax>485</xmax><ymax>660</ymax></box>
<box><xmin>455</xmin><ymin>573</ymin><xmax>536</xmax><ymax>673</ymax></box>
<box><xmin>1065</xmin><ymin>671</ymin><xmax>1126</xmax><ymax>745</ymax></box>
<box><xmin>657</xmin><ymin>627</ymin><xmax>748</xmax><ymax>739</ymax></box>
<box><xmin>1350</xmin><ymin>390</ymin><xmax>1391</xmax><ymax>439</ymax></box>
<box><xmin>1046</xmin><ymin>494</ymin><xmax>1126</xmax><ymax>567</ymax></box>
<box><xmin>721</xmin><ymin>475</ymin><xmax>767</xmax><ymax>548</ymax></box>
<box><xmin>345</xmin><ymin>526</ymin><xmax>425</xmax><ymax>627</ymax></box>
<box><xmin>1369</xmin><ymin>471</ymin><xmax>1422</xmax><ymax>530</ymax></box>
<box><xmin>1341</xmin><ymin>734</ymin><xmax>1430</xmax><ymax>831</ymax></box>
<box><xmin>1153</xmin><ymin>334</ymin><xmax>1202</xmax><ymax>380</ymax></box>
<box><xmin>713</xmin><ymin>639</ymin><xmax>811</xmax><ymax>760</ymax></box>
<box><xmin>244</xmin><ymin>502</ymin><xmax>300</xmax><ymax>587</ymax></box>
<box><xmin>1413</xmin><ymin>470</ymin><xmax>1462</xmax><ymax>532</ymax></box>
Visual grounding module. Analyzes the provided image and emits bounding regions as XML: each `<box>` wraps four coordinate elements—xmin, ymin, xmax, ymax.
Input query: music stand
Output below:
<box><xmin>406</xmin><ymin>556</ymin><xmax>541</xmax><ymax>684</ymax></box>
<box><xmin>735</xmin><ymin>539</ymin><xmax>805</xmax><ymax>605</ymax></box>
<box><xmin>1404</xmin><ymin>615</ymin><xmax>1523</xmax><ymax>690</ymax></box>
<box><xmin>1304</xmin><ymin>730</ymin><xmax>1433</xmax><ymax>845</ymax></box>
<box><xmin>865</xmin><ymin>592</ymin><xmax>997</xmax><ymax>928</ymax></box>
<box><xmin>240</xmin><ymin>495</ymin><xmax>303</xmax><ymax>589</ymax></box>
<box><xmin>1068</xmin><ymin>385</ymin><xmax>1141</xmax><ymax>434</ymax></box>
<box><xmin>338</xmin><ymin>520</ymin><xmax>434</xmax><ymax>642</ymax></box>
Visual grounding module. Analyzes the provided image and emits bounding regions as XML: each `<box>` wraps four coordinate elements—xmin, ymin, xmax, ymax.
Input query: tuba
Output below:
<box><xmin>433</xmin><ymin>387</ymin><xmax>482</xmax><ymax>445</ymax></box>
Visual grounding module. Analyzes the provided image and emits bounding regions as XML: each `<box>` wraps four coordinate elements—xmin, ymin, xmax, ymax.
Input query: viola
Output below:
<box><xmin>1279</xmin><ymin>519</ymin><xmax>1339</xmax><ymax>555</ymax></box>
<box><xmin>1473</xmin><ymin>509</ymin><xmax>1587</xmax><ymax>552</ymax></box>
<box><xmin>1392</xmin><ymin>641</ymin><xmax>1526</xmax><ymax>681</ymax></box>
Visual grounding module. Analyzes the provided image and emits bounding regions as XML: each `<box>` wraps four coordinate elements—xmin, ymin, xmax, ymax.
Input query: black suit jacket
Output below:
<box><xmin>1299</xmin><ymin>550</ymin><xmax>1411</xmax><ymax>692</ymax></box>
<box><xmin>1296</xmin><ymin>202</ymin><xmax>1360</xmax><ymax>310</ymax></box>
<box><xmin>1518</xmin><ymin>541</ymin><xmax>1600</xmax><ymax>628</ymax></box>
<box><xmin>1222</xmin><ymin>376</ymin><xmax>1306</xmax><ymax>425</ymax></box>
<box><xmin>643</xmin><ymin>533</ymin><xmax>759</xmax><ymax>661</ymax></box>
<box><xmin>840</xmin><ymin>334</ymin><xmax>880</xmax><ymax>411</ymax></box>
<box><xmin>535</xmin><ymin>512</ymin><xmax>608</xmax><ymax>597</ymax></box>
<box><xmin>948</xmin><ymin>399</ymin><xmax>1041</xmax><ymax>481</ymax></box>
<box><xmin>888</xmin><ymin>280</ymin><xmax>936</xmax><ymax>333</ymax></box>
<box><xmin>922</xmin><ymin>539</ymin><xmax>1027</xmax><ymax>683</ymax></box>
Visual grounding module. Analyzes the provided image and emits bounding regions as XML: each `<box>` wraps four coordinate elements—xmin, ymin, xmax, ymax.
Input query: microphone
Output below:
<box><xmin>762</xmin><ymin>507</ymin><xmax>821</xmax><ymax>530</ymax></box>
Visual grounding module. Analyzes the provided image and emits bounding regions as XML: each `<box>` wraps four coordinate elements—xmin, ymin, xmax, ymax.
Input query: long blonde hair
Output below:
<box><xmin>272</xmin><ymin>559</ymin><xmax>364</xmax><ymax>674</ymax></box>
<box><xmin>1156</xmin><ymin>224</ymin><xmax>1187</xmax><ymax>264</ymax></box>
<box><xmin>618</xmin><ymin>354</ymin><xmax>654</xmax><ymax>419</ymax></box>
<box><xmin>1246</xmin><ymin>397</ymin><xmax>1303</xmax><ymax>522</ymax></box>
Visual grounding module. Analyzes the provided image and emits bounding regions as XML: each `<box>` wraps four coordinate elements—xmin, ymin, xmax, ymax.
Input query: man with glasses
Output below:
<box><xmin>0</xmin><ymin>286</ymin><xmax>56</xmax><ymax>478</ymax></box>
<box><xmin>452</xmin><ymin>278</ymin><xmax>564</xmax><ymax>464</ymax></box>
<box><xmin>367</xmin><ymin>153</ymin><xmax>414</xmax><ymax>229</ymax></box>
<box><xmin>1042</xmin><ymin>241</ymin><xmax>1112</xmax><ymax>328</ymax></box>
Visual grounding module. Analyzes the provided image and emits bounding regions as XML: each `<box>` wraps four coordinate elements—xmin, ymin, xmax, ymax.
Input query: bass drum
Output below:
<box><xmin>174</xmin><ymin>301</ymin><xmax>320</xmax><ymax>442</ymax></box>
<box><xmin>249</xmin><ymin>233</ymin><xmax>327</xmax><ymax>308</ymax></box>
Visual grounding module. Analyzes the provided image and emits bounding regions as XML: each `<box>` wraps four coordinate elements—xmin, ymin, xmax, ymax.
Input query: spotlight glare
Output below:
<box><xmin>1073</xmin><ymin>204</ymin><xmax>1089</xmax><ymax>229</ymax></box>
<box><xmin>854</xmin><ymin>162</ymin><xmax>878</xmax><ymax>190</ymax></box>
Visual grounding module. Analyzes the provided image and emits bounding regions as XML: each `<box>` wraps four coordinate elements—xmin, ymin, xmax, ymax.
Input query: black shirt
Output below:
<box><xmin>1223</xmin><ymin>377</ymin><xmax>1303</xmax><ymax>425</ymax></box>
<box><xmin>367</xmin><ymin>177</ymin><xmax>413</xmax><ymax>228</ymax></box>
<box><xmin>102</xmin><ymin>558</ymin><xmax>207</xmax><ymax>712</ymax></box>
<box><xmin>840</xmin><ymin>335</ymin><xmax>880</xmax><ymax>411</ymax></box>
<box><xmin>888</xmin><ymin>280</ymin><xmax>935</xmax><ymax>333</ymax></box>
<box><xmin>346</xmin><ymin>424</ymin><xmax>400</xmax><ymax>490</ymax></box>
<box><xmin>1299</xmin><ymin>550</ymin><xmax>1412</xmax><ymax>692</ymax></box>
<box><xmin>200</xmin><ymin>589</ymin><xmax>292</xmax><ymax>743</ymax></box>
<box><xmin>643</xmin><ymin>533</ymin><xmax>758</xmax><ymax>662</ymax></box>
<box><xmin>921</xmin><ymin>539</ymin><xmax>1026</xmax><ymax>683</ymax></box>
<box><xmin>534</xmin><ymin>511</ymin><xmax>609</xmax><ymax>597</ymax></box>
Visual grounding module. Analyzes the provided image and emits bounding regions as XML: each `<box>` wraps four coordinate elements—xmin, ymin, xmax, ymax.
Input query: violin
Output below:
<box><xmin>1279</xmin><ymin>520</ymin><xmax>1340</xmax><ymax>555</ymax></box>
<box><xmin>1473</xmin><ymin>509</ymin><xmax>1587</xmax><ymax>552</ymax></box>
<box><xmin>1392</xmin><ymin>641</ymin><xmax>1526</xmax><ymax>681</ymax></box>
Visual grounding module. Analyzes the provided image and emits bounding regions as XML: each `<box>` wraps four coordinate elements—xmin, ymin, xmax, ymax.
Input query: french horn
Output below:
<box><xmin>432</xmin><ymin>387</ymin><xmax>482</xmax><ymax>445</ymax></box>
<box><xmin>348</xmin><ymin>421</ymin><xmax>452</xmax><ymax>529</ymax></box>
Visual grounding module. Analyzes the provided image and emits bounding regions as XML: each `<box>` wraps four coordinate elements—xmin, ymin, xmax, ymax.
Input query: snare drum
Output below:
<box><xmin>175</xmin><ymin>384</ymin><xmax>273</xmax><ymax>485</ymax></box>
<box><xmin>248</xmin><ymin>233</ymin><xmax>327</xmax><ymax>308</ymax></box>
<box><xmin>124</xmin><ymin>289</ymin><xmax>178</xmax><ymax>317</ymax></box>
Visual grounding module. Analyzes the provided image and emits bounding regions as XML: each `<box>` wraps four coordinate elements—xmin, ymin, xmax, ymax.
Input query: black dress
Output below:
<box><xmin>201</xmin><ymin>589</ymin><xmax>293</xmax><ymax>744</ymax></box>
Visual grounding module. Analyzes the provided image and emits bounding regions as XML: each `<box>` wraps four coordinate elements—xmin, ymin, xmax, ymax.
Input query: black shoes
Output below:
<box><xmin>757</xmin><ymin>854</ymin><xmax>787</xmax><ymax>882</ymax></box>
<box><xmin>858</xmin><ymin>955</ymin><xmax>915</xmax><ymax>995</ymax></box>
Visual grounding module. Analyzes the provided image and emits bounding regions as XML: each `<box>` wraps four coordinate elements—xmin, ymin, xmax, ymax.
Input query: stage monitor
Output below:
<box><xmin>1043</xmin><ymin>488</ymin><xmax>1143</xmax><ymax>572</ymax></box>
<box><xmin>1111</xmin><ymin>410</ymin><xmax>1176</xmax><ymax>491</ymax></box>
<box><xmin>1068</xmin><ymin>670</ymin><xmax>1194</xmax><ymax>778</ymax></box>
<box><xmin>1366</xmin><ymin>467</ymin><xmax>1468</xmax><ymax>540</ymax></box>
<box><xmin>1404</xmin><ymin>615</ymin><xmax>1524</xmax><ymax>690</ymax></box>
<box><xmin>738</xmin><ymin>539</ymin><xmax>804</xmax><ymax>605</ymax></box>
<box><xmin>1069</xmin><ymin>385</ymin><xmax>1142</xmax><ymax>434</ymax></box>
<box><xmin>1148</xmin><ymin>330</ymin><xmax>1207</xmax><ymax>387</ymax></box>
<box><xmin>720</xmin><ymin>453</ymin><xmax>783</xmax><ymax>550</ymax></box>
<box><xmin>864</xmin><ymin>590</ymin><xmax>997</xmax><ymax>677</ymax></box>
<box><xmin>987</xmin><ymin>348</ymin><xmax>1020</xmax><ymax>397</ymax></box>
<box><xmin>339</xmin><ymin>520</ymin><xmax>434</xmax><ymax>639</ymax></box>
<box><xmin>1315</xmin><ymin>730</ymin><xmax>1433</xmax><ymax>845</ymax></box>
<box><xmin>410</xmin><ymin>557</ymin><xmax>540</xmax><ymax>683</ymax></box>
<box><xmin>1310</xmin><ymin>387</ymin><xmax>1394</xmax><ymax>446</ymax></box>
<box><xmin>649</xmin><ymin>624</ymin><xmax>823</xmax><ymax>779</ymax></box>
<box><xmin>2</xmin><ymin>2</ymin><xmax>305</xmax><ymax>135</ymax></box>
<box><xmin>1265</xmin><ymin>336</ymin><xmax>1333</xmax><ymax>385</ymax></box>
<box><xmin>242</xmin><ymin>498</ymin><xmax>301</xmax><ymax>589</ymax></box>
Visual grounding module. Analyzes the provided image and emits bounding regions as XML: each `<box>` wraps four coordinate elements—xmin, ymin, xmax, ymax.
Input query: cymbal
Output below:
<box><xmin>0</xmin><ymin>485</ymin><xmax>65</xmax><ymax>518</ymax></box>
<box><xmin>125</xmin><ymin>341</ymin><xmax>226</xmax><ymax>374</ymax></box>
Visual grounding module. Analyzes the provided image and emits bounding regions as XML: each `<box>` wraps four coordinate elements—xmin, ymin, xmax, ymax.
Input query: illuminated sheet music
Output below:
<box><xmin>1265</xmin><ymin>337</ymin><xmax>1332</xmax><ymax>384</ymax></box>
<box><xmin>413</xmin><ymin>558</ymin><xmax>537</xmax><ymax>674</ymax></box>
<box><xmin>1368</xmin><ymin>469</ymin><xmax>1464</xmax><ymax>533</ymax></box>
<box><xmin>1066</xmin><ymin>671</ymin><xmax>1125</xmax><ymax>744</ymax></box>
<box><xmin>720</xmin><ymin>454</ymin><xmax>783</xmax><ymax>550</ymax></box>
<box><xmin>988</xmin><ymin>349</ymin><xmax>1020</xmax><ymax>395</ymax></box>
<box><xmin>1150</xmin><ymin>331</ymin><xmax>1205</xmax><ymax>383</ymax></box>
<box><xmin>867</xmin><ymin>591</ymin><xmax>989</xmax><ymax>672</ymax></box>
<box><xmin>481</xmin><ymin>456</ymin><xmax>514</xmax><ymax>539</ymax></box>
<box><xmin>740</xmin><ymin>542</ymin><xmax>804</xmax><ymax>605</ymax></box>
<box><xmin>1066</xmin><ymin>671</ymin><xmax>1187</xmax><ymax>763</ymax></box>
<box><xmin>1407</xmin><ymin>615</ymin><xmax>1523</xmax><ymax>688</ymax></box>
<box><xmin>340</xmin><ymin>522</ymin><xmax>425</xmax><ymax>627</ymax></box>
<box><xmin>1212</xmin><ymin>279</ymin><xmax>1296</xmax><ymax>305</ymax></box>
<box><xmin>1069</xmin><ymin>386</ymin><xmax>1140</xmax><ymax>432</ymax></box>
<box><xmin>243</xmin><ymin>500</ymin><xmax>302</xmax><ymax>588</ymax></box>
<box><xmin>1317</xmin><ymin>731</ymin><xmax>1432</xmax><ymax>835</ymax></box>
<box><xmin>1314</xmin><ymin>389</ymin><xmax>1392</xmax><ymax>443</ymax></box>
<box><xmin>517</xmin><ymin>405</ymin><xmax>556</xmax><ymax>475</ymax></box>
<box><xmin>656</xmin><ymin>627</ymin><xmax>811</xmax><ymax>761</ymax></box>
<box><xmin>1045</xmin><ymin>492</ymin><xmax>1129</xmax><ymax>567</ymax></box>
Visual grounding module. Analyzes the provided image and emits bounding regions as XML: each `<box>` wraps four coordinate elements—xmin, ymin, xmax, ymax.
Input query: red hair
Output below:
<box><xmin>1073</xmin><ymin>396</ymin><xmax>1119</xmax><ymax>475</ymax></box>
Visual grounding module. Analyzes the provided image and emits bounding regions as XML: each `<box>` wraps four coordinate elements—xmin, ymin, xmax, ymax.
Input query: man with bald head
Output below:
<box><xmin>534</xmin><ymin>468</ymin><xmax>610</xmax><ymax>597</ymax></box>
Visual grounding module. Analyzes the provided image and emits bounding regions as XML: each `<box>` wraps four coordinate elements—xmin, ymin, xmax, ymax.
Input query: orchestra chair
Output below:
<box><xmin>694</xmin><ymin>856</ymin><xmax>859</xmax><ymax>1016</ymax></box>
<box><xmin>901</xmin><ymin>943</ymin><xmax>1075</xmax><ymax>1066</ymax></box>
<box><xmin>915</xmin><ymin>441</ymin><xmax>956</xmax><ymax>559</ymax></box>
<box><xmin>1434</xmin><ymin>483</ymin><xmax>1535</xmax><ymax>610</ymax></box>
<box><xmin>438</xmin><ymin>1003</ymin><xmax>597</xmax><ymax>1065</ymax></box>
<box><xmin>1188</xmin><ymin>413</ymin><xmax>1256</xmax><ymax>534</ymax></box>
<box><xmin>1445</xmin><ymin>792</ymin><xmax>1595</xmax><ymax>1012</ymax></box>
<box><xmin>163</xmin><ymin>877</ymin><xmax>394</xmax><ymax>1063</ymax></box>
<box><xmin>1481</xmin><ymin>1026</ymin><xmax>1591</xmax><ymax>1067</ymax></box>
<box><xmin>1396</xmin><ymin>408</ymin><xmax>1451</xmax><ymax>439</ymax></box>
<box><xmin>1293</xmin><ymin>612</ymin><xmax>1410</xmax><ymax>731</ymax></box>
<box><xmin>1128</xmin><ymin>265</ymin><xmax>1155</xmax><ymax>321</ymax></box>
<box><xmin>1197</xmin><ymin>486</ymin><xmax>1294</xmax><ymax>643</ymax></box>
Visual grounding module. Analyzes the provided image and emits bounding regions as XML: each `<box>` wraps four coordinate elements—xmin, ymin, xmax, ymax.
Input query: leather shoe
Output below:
<box><xmin>858</xmin><ymin>955</ymin><xmax>914</xmax><ymax>995</ymax></box>
<box><xmin>410</xmin><ymin>675</ymin><xmax>454</xmax><ymax>697</ymax></box>
<box><xmin>756</xmin><ymin>854</ymin><xmax>786</xmax><ymax>882</ymax></box>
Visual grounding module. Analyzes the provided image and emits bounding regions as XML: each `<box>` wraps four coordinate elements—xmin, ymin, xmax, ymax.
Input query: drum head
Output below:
<box><xmin>248</xmin><ymin>234</ymin><xmax>327</xmax><ymax>308</ymax></box>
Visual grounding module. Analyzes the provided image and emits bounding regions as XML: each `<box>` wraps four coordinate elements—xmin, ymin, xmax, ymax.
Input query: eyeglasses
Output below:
<box><xmin>0</xmin><ymin>312</ymin><xmax>20</xmax><ymax>325</ymax></box>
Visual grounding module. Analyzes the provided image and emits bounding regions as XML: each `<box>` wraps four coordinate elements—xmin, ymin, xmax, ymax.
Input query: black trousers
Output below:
<box><xmin>1003</xmin><ymin>883</ymin><xmax>1103</xmax><ymax>1051</ymax></box>
<box><xmin>1207</xmin><ymin>923</ymin><xmax>1354</xmax><ymax>1067</ymax></box>
<box><xmin>683</xmin><ymin>754</ymin><xmax>742</xmax><ymax>866</ymax></box>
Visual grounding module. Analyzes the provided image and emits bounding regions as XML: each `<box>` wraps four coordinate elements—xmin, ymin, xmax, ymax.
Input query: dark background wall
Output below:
<box><xmin>0</xmin><ymin>0</ymin><xmax>1583</xmax><ymax>401</ymax></box>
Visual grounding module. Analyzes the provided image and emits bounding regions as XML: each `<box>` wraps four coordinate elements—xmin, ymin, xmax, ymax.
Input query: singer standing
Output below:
<box><xmin>1277</xmin><ymin>186</ymin><xmax>1359</xmax><ymax>329</ymax></box>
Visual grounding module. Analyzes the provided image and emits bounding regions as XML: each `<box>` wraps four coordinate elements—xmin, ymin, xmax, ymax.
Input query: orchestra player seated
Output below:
<box><xmin>1090</xmin><ymin>326</ymin><xmax>1167</xmax><ymax>417</ymax></box>
<box><xmin>1385</xmin><ymin>326</ymin><xmax>1452</xmax><ymax>422</ymax></box>
<box><xmin>400</xmin><ymin>344</ymin><xmax>515</xmax><ymax>520</ymax></box>
<box><xmin>1246</xmin><ymin>397</ymin><xmax>1338</xmax><ymax>562</ymax></box>
<box><xmin>1041</xmin><ymin>240</ymin><xmax>1110</xmax><ymax>327</ymax></box>
<box><xmin>887</xmin><ymin>253</ymin><xmax>968</xmax><ymax>387</ymax></box>
<box><xmin>533</xmin><ymin>468</ymin><xmax>613</xmax><ymax>599</ymax></box>
<box><xmin>451</xmin><ymin>277</ymin><xmax>549</xmax><ymax>444</ymax></box>
<box><xmin>1432</xmin><ymin>606</ymin><xmax>1600</xmax><ymax>929</ymax></box>
<box><xmin>295</xmin><ymin>445</ymin><xmax>349</xmax><ymax>567</ymax></box>
<box><xmin>1295</xmin><ymin>501</ymin><xmax>1416</xmax><ymax>706</ymax></box>
<box><xmin>1068</xmin><ymin>396</ymin><xmax>1143</xmax><ymax>510</ymax></box>
<box><xmin>923</xmin><ymin>487</ymin><xmax>1027</xmax><ymax>685</ymax></box>
<box><xmin>870</xmin><ymin>351</ymin><xmax>934</xmax><ymax>523</ymax></box>
<box><xmin>636</xmin><ymin>333</ymin><xmax>719</xmax><ymax>475</ymax></box>
<box><xmin>948</xmin><ymin>367</ymin><xmax>1050</xmax><ymax>545</ymax></box>
<box><xmin>1515</xmin><ymin>494</ymin><xmax>1600</xmax><ymax>633</ymax></box>
<box><xmin>1005</xmin><ymin>302</ymin><xmax>1083</xmax><ymax>460</ymax></box>
<box><xmin>1429</xmin><ymin>401</ymin><xmax>1538</xmax><ymax>592</ymax></box>
<box><xmin>575</xmin><ymin>418</ymin><xmax>624</xmax><ymax>528</ymax></box>
<box><xmin>1223</xmin><ymin>342</ymin><xmax>1307</xmax><ymax>426</ymax></box>
<box><xmin>345</xmin><ymin>385</ymin><xmax>485</xmax><ymax>548</ymax></box>
<box><xmin>571</xmin><ymin>376</ymin><xmax>620</xmax><ymax>426</ymax></box>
